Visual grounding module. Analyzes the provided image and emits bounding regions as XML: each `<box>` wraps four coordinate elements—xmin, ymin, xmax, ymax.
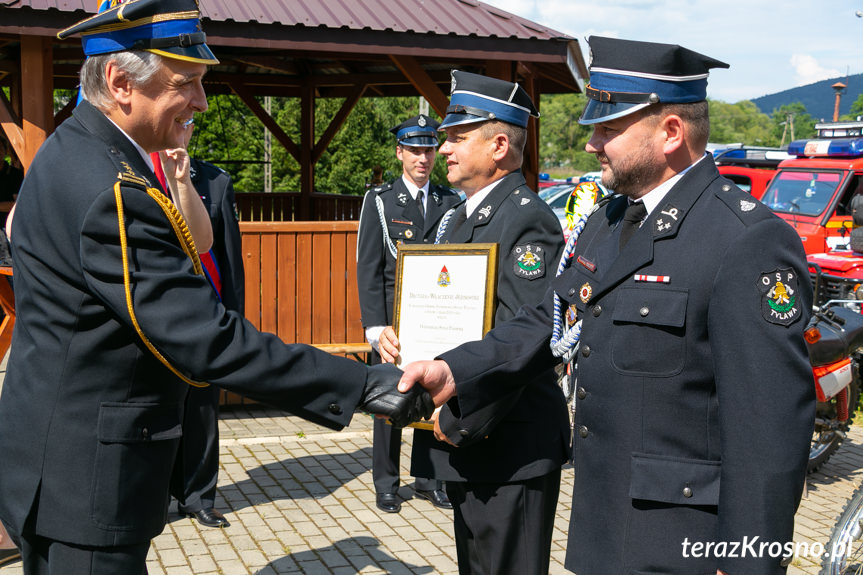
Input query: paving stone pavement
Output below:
<box><xmin>1</xmin><ymin>380</ymin><xmax>863</xmax><ymax>573</ymax></box>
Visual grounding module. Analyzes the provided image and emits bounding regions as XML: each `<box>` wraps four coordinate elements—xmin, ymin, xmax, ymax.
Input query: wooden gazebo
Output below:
<box><xmin>0</xmin><ymin>0</ymin><xmax>587</xmax><ymax>218</ymax></box>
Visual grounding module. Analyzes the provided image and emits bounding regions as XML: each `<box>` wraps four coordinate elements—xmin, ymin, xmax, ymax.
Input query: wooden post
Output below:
<box><xmin>299</xmin><ymin>83</ymin><xmax>315</xmax><ymax>220</ymax></box>
<box><xmin>20</xmin><ymin>36</ymin><xmax>53</xmax><ymax>171</ymax></box>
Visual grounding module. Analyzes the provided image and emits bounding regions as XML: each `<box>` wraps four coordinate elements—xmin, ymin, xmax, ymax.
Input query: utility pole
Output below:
<box><xmin>264</xmin><ymin>95</ymin><xmax>272</xmax><ymax>194</ymax></box>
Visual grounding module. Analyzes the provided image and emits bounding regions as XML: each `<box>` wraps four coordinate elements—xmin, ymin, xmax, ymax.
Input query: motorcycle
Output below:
<box><xmin>805</xmin><ymin>300</ymin><xmax>863</xmax><ymax>474</ymax></box>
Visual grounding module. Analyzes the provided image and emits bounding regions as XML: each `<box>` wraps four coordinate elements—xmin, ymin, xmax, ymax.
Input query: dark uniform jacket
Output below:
<box><xmin>356</xmin><ymin>177</ymin><xmax>460</xmax><ymax>328</ymax></box>
<box><xmin>192</xmin><ymin>158</ymin><xmax>244</xmax><ymax>314</ymax></box>
<box><xmin>411</xmin><ymin>171</ymin><xmax>570</xmax><ymax>483</ymax></box>
<box><xmin>437</xmin><ymin>158</ymin><xmax>814</xmax><ymax>574</ymax></box>
<box><xmin>0</xmin><ymin>100</ymin><xmax>370</xmax><ymax>547</ymax></box>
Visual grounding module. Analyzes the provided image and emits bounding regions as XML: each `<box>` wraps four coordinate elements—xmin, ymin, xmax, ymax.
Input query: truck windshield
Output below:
<box><xmin>761</xmin><ymin>170</ymin><xmax>842</xmax><ymax>216</ymax></box>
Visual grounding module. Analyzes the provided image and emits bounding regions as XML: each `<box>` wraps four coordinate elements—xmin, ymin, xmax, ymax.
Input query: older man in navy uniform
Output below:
<box><xmin>400</xmin><ymin>39</ymin><xmax>814</xmax><ymax>575</ymax></box>
<box><xmin>356</xmin><ymin>114</ymin><xmax>460</xmax><ymax>513</ymax></box>
<box><xmin>0</xmin><ymin>2</ymin><xmax>430</xmax><ymax>573</ymax></box>
<box><xmin>402</xmin><ymin>70</ymin><xmax>569</xmax><ymax>575</ymax></box>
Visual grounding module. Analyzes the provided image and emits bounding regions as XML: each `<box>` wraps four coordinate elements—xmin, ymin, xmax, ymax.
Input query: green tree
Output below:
<box><xmin>770</xmin><ymin>102</ymin><xmax>816</xmax><ymax>145</ymax></box>
<box><xmin>537</xmin><ymin>92</ymin><xmax>599</xmax><ymax>176</ymax></box>
<box><xmin>708</xmin><ymin>100</ymin><xmax>775</xmax><ymax>146</ymax></box>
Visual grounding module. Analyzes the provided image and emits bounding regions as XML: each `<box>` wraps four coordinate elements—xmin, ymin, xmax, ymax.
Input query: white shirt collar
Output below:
<box><xmin>105</xmin><ymin>115</ymin><xmax>154</xmax><ymax>173</ymax></box>
<box><xmin>401</xmin><ymin>175</ymin><xmax>431</xmax><ymax>210</ymax></box>
<box><xmin>465</xmin><ymin>177</ymin><xmax>503</xmax><ymax>217</ymax></box>
<box><xmin>639</xmin><ymin>153</ymin><xmax>708</xmax><ymax>216</ymax></box>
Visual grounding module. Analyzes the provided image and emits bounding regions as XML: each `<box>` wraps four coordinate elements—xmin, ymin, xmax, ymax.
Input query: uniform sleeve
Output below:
<box><xmin>710</xmin><ymin>217</ymin><xmax>814</xmax><ymax>574</ymax></box>
<box><xmin>356</xmin><ymin>191</ymin><xmax>388</xmax><ymax>328</ymax></box>
<box><xmin>79</xmin><ymin>184</ymin><xmax>368</xmax><ymax>430</ymax></box>
<box><xmin>215</xmin><ymin>171</ymin><xmax>245</xmax><ymax>315</ymax></box>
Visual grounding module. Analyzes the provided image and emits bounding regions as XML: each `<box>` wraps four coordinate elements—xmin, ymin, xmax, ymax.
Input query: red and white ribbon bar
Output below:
<box><xmin>634</xmin><ymin>274</ymin><xmax>670</xmax><ymax>283</ymax></box>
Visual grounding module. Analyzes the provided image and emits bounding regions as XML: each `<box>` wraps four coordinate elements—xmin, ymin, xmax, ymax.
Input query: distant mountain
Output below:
<box><xmin>751</xmin><ymin>73</ymin><xmax>863</xmax><ymax>121</ymax></box>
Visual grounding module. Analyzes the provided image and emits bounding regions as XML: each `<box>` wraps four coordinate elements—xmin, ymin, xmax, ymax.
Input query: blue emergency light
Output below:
<box><xmin>787</xmin><ymin>138</ymin><xmax>863</xmax><ymax>158</ymax></box>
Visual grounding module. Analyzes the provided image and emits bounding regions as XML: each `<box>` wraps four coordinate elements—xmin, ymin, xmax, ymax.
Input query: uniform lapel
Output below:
<box><xmin>586</xmin><ymin>158</ymin><xmax>719</xmax><ymax>303</ymax></box>
<box><xmin>450</xmin><ymin>172</ymin><xmax>525</xmax><ymax>243</ymax></box>
<box><xmin>393</xmin><ymin>178</ymin><xmax>423</xmax><ymax>227</ymax></box>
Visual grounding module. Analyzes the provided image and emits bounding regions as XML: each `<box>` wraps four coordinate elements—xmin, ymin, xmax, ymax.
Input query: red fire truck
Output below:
<box><xmin>761</xmin><ymin>121</ymin><xmax>863</xmax><ymax>256</ymax></box>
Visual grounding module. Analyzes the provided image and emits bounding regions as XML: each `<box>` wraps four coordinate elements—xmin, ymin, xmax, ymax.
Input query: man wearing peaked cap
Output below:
<box><xmin>356</xmin><ymin>114</ymin><xmax>459</xmax><ymax>515</ymax></box>
<box><xmin>0</xmin><ymin>2</ymin><xmax>433</xmax><ymax>572</ymax></box>
<box><xmin>399</xmin><ymin>39</ymin><xmax>813</xmax><ymax>575</ymax></box>
<box><xmin>387</xmin><ymin>70</ymin><xmax>568</xmax><ymax>575</ymax></box>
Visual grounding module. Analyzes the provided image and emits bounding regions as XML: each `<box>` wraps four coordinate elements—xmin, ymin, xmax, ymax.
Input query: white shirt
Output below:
<box><xmin>639</xmin><ymin>153</ymin><xmax>708</xmax><ymax>217</ymax></box>
<box><xmin>465</xmin><ymin>178</ymin><xmax>503</xmax><ymax>217</ymax></box>
<box><xmin>402</xmin><ymin>175</ymin><xmax>430</xmax><ymax>214</ymax></box>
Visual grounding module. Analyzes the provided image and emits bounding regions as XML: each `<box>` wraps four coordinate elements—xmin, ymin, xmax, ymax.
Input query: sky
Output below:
<box><xmin>483</xmin><ymin>0</ymin><xmax>863</xmax><ymax>103</ymax></box>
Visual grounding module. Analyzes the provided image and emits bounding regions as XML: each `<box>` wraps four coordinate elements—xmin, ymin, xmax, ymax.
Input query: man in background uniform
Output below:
<box><xmin>400</xmin><ymin>39</ymin><xmax>814</xmax><ymax>575</ymax></box>
<box><xmin>356</xmin><ymin>114</ymin><xmax>460</xmax><ymax>513</ymax></box>
<box><xmin>167</xmin><ymin>124</ymin><xmax>246</xmax><ymax>529</ymax></box>
<box><xmin>408</xmin><ymin>70</ymin><xmax>569</xmax><ymax>575</ymax></box>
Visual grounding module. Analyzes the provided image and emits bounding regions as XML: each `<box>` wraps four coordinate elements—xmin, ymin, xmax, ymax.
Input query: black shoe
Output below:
<box><xmin>181</xmin><ymin>507</ymin><xmax>230</xmax><ymax>528</ymax></box>
<box><xmin>0</xmin><ymin>547</ymin><xmax>20</xmax><ymax>567</ymax></box>
<box><xmin>414</xmin><ymin>488</ymin><xmax>453</xmax><ymax>510</ymax></box>
<box><xmin>376</xmin><ymin>492</ymin><xmax>401</xmax><ymax>513</ymax></box>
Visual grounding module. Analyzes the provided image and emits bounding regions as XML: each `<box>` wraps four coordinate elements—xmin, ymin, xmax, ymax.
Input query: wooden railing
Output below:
<box><xmin>236</xmin><ymin>192</ymin><xmax>364</xmax><ymax>222</ymax></box>
<box><xmin>223</xmin><ymin>220</ymin><xmax>368</xmax><ymax>405</ymax></box>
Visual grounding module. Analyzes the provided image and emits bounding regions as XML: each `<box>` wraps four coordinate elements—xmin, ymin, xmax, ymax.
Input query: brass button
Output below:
<box><xmin>640</xmin><ymin>306</ymin><xmax>649</xmax><ymax>317</ymax></box>
<box><xmin>578</xmin><ymin>425</ymin><xmax>589</xmax><ymax>438</ymax></box>
<box><xmin>577</xmin><ymin>387</ymin><xmax>587</xmax><ymax>400</ymax></box>
<box><xmin>581</xmin><ymin>345</ymin><xmax>591</xmax><ymax>357</ymax></box>
<box><xmin>592</xmin><ymin>305</ymin><xmax>602</xmax><ymax>317</ymax></box>
<box><xmin>683</xmin><ymin>486</ymin><xmax>693</xmax><ymax>498</ymax></box>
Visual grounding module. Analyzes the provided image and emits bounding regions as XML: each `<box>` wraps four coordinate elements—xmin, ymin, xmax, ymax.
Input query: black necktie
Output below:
<box><xmin>619</xmin><ymin>201</ymin><xmax>647</xmax><ymax>249</ymax></box>
<box><xmin>416</xmin><ymin>190</ymin><xmax>425</xmax><ymax>219</ymax></box>
<box><xmin>447</xmin><ymin>205</ymin><xmax>468</xmax><ymax>238</ymax></box>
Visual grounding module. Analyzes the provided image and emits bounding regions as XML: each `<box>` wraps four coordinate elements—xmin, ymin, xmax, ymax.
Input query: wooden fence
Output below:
<box><xmin>235</xmin><ymin>192</ymin><xmax>365</xmax><ymax>222</ymax></box>
<box><xmin>223</xmin><ymin>220</ymin><xmax>367</xmax><ymax>405</ymax></box>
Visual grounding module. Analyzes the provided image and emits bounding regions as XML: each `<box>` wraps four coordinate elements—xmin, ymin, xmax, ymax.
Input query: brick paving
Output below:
<box><xmin>1</xmin><ymin>366</ymin><xmax>863</xmax><ymax>573</ymax></box>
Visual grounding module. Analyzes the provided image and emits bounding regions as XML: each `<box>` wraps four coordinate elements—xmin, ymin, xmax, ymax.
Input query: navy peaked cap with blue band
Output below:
<box><xmin>439</xmin><ymin>70</ymin><xmax>539</xmax><ymax>130</ymax></box>
<box><xmin>579</xmin><ymin>36</ymin><xmax>728</xmax><ymax>125</ymax></box>
<box><xmin>57</xmin><ymin>0</ymin><xmax>218</xmax><ymax>65</ymax></box>
<box><xmin>390</xmin><ymin>115</ymin><xmax>440</xmax><ymax>147</ymax></box>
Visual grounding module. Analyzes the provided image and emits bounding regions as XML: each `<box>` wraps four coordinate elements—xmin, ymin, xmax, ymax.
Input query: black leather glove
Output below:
<box><xmin>360</xmin><ymin>363</ymin><xmax>435</xmax><ymax>428</ymax></box>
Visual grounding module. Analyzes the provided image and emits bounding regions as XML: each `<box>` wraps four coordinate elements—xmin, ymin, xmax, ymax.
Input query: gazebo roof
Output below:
<box><xmin>0</xmin><ymin>0</ymin><xmax>586</xmax><ymax>97</ymax></box>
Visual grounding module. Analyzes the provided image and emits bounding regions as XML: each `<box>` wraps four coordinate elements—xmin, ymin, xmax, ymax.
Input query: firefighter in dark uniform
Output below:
<box><xmin>406</xmin><ymin>70</ymin><xmax>569</xmax><ymax>575</ymax></box>
<box><xmin>399</xmin><ymin>40</ymin><xmax>814</xmax><ymax>575</ymax></box>
<box><xmin>0</xmin><ymin>2</ymin><xmax>431</xmax><ymax>573</ymax></box>
<box><xmin>169</xmin><ymin>134</ymin><xmax>246</xmax><ymax>529</ymax></box>
<box><xmin>356</xmin><ymin>114</ymin><xmax>460</xmax><ymax>513</ymax></box>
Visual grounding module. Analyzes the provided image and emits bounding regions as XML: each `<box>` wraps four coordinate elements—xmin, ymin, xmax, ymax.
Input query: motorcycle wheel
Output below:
<box><xmin>821</xmin><ymin>482</ymin><xmax>863</xmax><ymax>574</ymax></box>
<box><xmin>809</xmin><ymin>369</ymin><xmax>861</xmax><ymax>474</ymax></box>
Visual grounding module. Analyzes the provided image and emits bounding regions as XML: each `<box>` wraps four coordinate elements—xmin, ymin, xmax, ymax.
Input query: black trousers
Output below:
<box><xmin>447</xmin><ymin>469</ymin><xmax>561</xmax><ymax>575</ymax></box>
<box><xmin>170</xmin><ymin>383</ymin><xmax>220</xmax><ymax>512</ymax></box>
<box><xmin>18</xmin><ymin>534</ymin><xmax>149</xmax><ymax>575</ymax></box>
<box><xmin>370</xmin><ymin>350</ymin><xmax>439</xmax><ymax>495</ymax></box>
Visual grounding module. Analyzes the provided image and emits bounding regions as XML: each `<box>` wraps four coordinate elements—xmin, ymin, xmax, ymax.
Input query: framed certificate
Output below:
<box><xmin>393</xmin><ymin>243</ymin><xmax>498</xmax><ymax>368</ymax></box>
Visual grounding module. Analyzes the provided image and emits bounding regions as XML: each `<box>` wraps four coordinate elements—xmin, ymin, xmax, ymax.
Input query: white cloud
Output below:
<box><xmin>790</xmin><ymin>54</ymin><xmax>843</xmax><ymax>87</ymax></box>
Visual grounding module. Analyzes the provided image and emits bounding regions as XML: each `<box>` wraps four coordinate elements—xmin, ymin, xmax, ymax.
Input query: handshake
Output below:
<box><xmin>357</xmin><ymin>363</ymin><xmax>435</xmax><ymax>428</ymax></box>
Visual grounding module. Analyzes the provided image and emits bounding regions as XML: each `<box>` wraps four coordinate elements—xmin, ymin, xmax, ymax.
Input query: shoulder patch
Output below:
<box><xmin>512</xmin><ymin>243</ymin><xmax>547</xmax><ymax>280</ymax></box>
<box><xmin>759</xmin><ymin>268</ymin><xmax>802</xmax><ymax>326</ymax></box>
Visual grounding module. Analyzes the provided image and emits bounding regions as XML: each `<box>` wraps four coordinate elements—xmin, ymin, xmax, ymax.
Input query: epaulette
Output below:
<box><xmin>714</xmin><ymin>180</ymin><xmax>770</xmax><ymax>226</ymax></box>
<box><xmin>372</xmin><ymin>182</ymin><xmax>393</xmax><ymax>194</ymax></box>
<box><xmin>117</xmin><ymin>171</ymin><xmax>151</xmax><ymax>191</ymax></box>
<box><xmin>508</xmin><ymin>185</ymin><xmax>540</xmax><ymax>208</ymax></box>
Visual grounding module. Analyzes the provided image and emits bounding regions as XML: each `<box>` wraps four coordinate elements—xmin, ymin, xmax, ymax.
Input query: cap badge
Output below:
<box><xmin>418</xmin><ymin>116</ymin><xmax>427</xmax><ymax>127</ymax></box>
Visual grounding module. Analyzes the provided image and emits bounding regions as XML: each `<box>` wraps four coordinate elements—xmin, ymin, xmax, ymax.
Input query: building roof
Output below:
<box><xmin>0</xmin><ymin>0</ymin><xmax>586</xmax><ymax>97</ymax></box>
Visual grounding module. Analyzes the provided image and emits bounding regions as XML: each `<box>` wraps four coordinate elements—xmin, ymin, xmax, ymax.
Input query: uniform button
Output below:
<box><xmin>581</xmin><ymin>345</ymin><xmax>591</xmax><ymax>357</ymax></box>
<box><xmin>142</xmin><ymin>427</ymin><xmax>149</xmax><ymax>439</ymax></box>
<box><xmin>328</xmin><ymin>403</ymin><xmax>342</xmax><ymax>415</ymax></box>
<box><xmin>568</xmin><ymin>288</ymin><xmax>576</xmax><ymax>296</ymax></box>
<box><xmin>640</xmin><ymin>306</ymin><xmax>649</xmax><ymax>317</ymax></box>
<box><xmin>592</xmin><ymin>305</ymin><xmax>602</xmax><ymax>317</ymax></box>
<box><xmin>578</xmin><ymin>425</ymin><xmax>589</xmax><ymax>438</ymax></box>
<box><xmin>459</xmin><ymin>429</ymin><xmax>469</xmax><ymax>436</ymax></box>
<box><xmin>683</xmin><ymin>486</ymin><xmax>693</xmax><ymax>498</ymax></box>
<box><xmin>577</xmin><ymin>387</ymin><xmax>587</xmax><ymax>400</ymax></box>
